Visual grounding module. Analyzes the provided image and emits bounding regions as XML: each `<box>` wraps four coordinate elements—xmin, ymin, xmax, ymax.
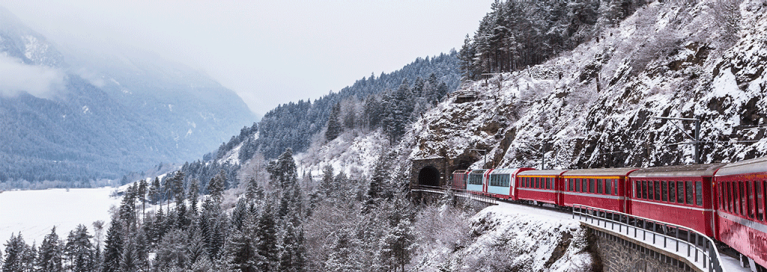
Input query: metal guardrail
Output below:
<box><xmin>410</xmin><ymin>185</ymin><xmax>498</xmax><ymax>205</ymax></box>
<box><xmin>573</xmin><ymin>205</ymin><xmax>724</xmax><ymax>272</ymax></box>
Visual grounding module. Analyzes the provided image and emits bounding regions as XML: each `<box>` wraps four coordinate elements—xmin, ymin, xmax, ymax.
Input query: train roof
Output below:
<box><xmin>562</xmin><ymin>167</ymin><xmax>638</xmax><ymax>177</ymax></box>
<box><xmin>469</xmin><ymin>169</ymin><xmax>490</xmax><ymax>174</ymax></box>
<box><xmin>517</xmin><ymin>169</ymin><xmax>568</xmax><ymax>176</ymax></box>
<box><xmin>715</xmin><ymin>156</ymin><xmax>767</xmax><ymax>177</ymax></box>
<box><xmin>489</xmin><ymin>168</ymin><xmax>532</xmax><ymax>175</ymax></box>
<box><xmin>630</xmin><ymin>164</ymin><xmax>725</xmax><ymax>178</ymax></box>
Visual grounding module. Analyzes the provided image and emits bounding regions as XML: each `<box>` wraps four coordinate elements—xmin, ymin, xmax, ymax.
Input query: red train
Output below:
<box><xmin>450</xmin><ymin>157</ymin><xmax>767</xmax><ymax>270</ymax></box>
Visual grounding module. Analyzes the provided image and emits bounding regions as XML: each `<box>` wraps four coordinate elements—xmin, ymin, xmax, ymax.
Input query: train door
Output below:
<box><xmin>624</xmin><ymin>177</ymin><xmax>632</xmax><ymax>214</ymax></box>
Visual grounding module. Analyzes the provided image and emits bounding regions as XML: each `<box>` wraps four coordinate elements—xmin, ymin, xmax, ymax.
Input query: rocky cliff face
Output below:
<box><xmin>405</xmin><ymin>0</ymin><xmax>767</xmax><ymax>170</ymax></box>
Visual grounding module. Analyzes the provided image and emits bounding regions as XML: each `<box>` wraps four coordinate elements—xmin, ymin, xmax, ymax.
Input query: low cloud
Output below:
<box><xmin>0</xmin><ymin>54</ymin><xmax>64</xmax><ymax>99</ymax></box>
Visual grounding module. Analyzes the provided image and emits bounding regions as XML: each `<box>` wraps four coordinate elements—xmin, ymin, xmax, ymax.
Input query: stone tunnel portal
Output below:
<box><xmin>418</xmin><ymin>166</ymin><xmax>441</xmax><ymax>187</ymax></box>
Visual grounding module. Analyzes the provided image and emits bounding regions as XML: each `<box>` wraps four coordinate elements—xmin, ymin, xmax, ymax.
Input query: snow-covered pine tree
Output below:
<box><xmin>325</xmin><ymin>102</ymin><xmax>343</xmax><ymax>142</ymax></box>
<box><xmin>188</xmin><ymin>178</ymin><xmax>200</xmax><ymax>217</ymax></box>
<box><xmin>101</xmin><ymin>217</ymin><xmax>123</xmax><ymax>272</ymax></box>
<box><xmin>245</xmin><ymin>177</ymin><xmax>262</xmax><ymax>202</ymax></box>
<box><xmin>267</xmin><ymin>148</ymin><xmax>298</xmax><ymax>190</ymax></box>
<box><xmin>138</xmin><ymin>179</ymin><xmax>148</xmax><ymax>222</ymax></box>
<box><xmin>207</xmin><ymin>171</ymin><xmax>226</xmax><ymax>205</ymax></box>
<box><xmin>3</xmin><ymin>239</ymin><xmax>25</xmax><ymax>272</ymax></box>
<box><xmin>154</xmin><ymin>229</ymin><xmax>189</xmax><ymax>271</ymax></box>
<box><xmin>21</xmin><ymin>242</ymin><xmax>36</xmax><ymax>272</ymax></box>
<box><xmin>255</xmin><ymin>203</ymin><xmax>278</xmax><ymax>272</ymax></box>
<box><xmin>37</xmin><ymin>227</ymin><xmax>62</xmax><ymax>272</ymax></box>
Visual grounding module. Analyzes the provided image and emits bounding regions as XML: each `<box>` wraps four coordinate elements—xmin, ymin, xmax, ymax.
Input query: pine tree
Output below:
<box><xmin>138</xmin><ymin>179</ymin><xmax>148</xmax><ymax>222</ymax></box>
<box><xmin>2</xmin><ymin>233</ymin><xmax>26</xmax><ymax>271</ymax></box>
<box><xmin>245</xmin><ymin>177</ymin><xmax>262</xmax><ymax>202</ymax></box>
<box><xmin>154</xmin><ymin>230</ymin><xmax>189</xmax><ymax>271</ymax></box>
<box><xmin>188</xmin><ymin>179</ymin><xmax>200</xmax><ymax>216</ymax></box>
<box><xmin>278</xmin><ymin>222</ymin><xmax>306</xmax><ymax>272</ymax></box>
<box><xmin>222</xmin><ymin>229</ymin><xmax>257</xmax><ymax>272</ymax></box>
<box><xmin>21</xmin><ymin>242</ymin><xmax>36</xmax><ymax>272</ymax></box>
<box><xmin>37</xmin><ymin>227</ymin><xmax>62</xmax><ymax>272</ymax></box>
<box><xmin>255</xmin><ymin>203</ymin><xmax>278</xmax><ymax>272</ymax></box>
<box><xmin>320</xmin><ymin>165</ymin><xmax>334</xmax><ymax>199</ymax></box>
<box><xmin>325</xmin><ymin>103</ymin><xmax>343</xmax><ymax>142</ymax></box>
<box><xmin>207</xmin><ymin>171</ymin><xmax>226</xmax><ymax>205</ymax></box>
<box><xmin>267</xmin><ymin>148</ymin><xmax>298</xmax><ymax>190</ymax></box>
<box><xmin>149</xmin><ymin>178</ymin><xmax>161</xmax><ymax>205</ymax></box>
<box><xmin>64</xmin><ymin>225</ymin><xmax>96</xmax><ymax>272</ymax></box>
<box><xmin>101</xmin><ymin>218</ymin><xmax>123</xmax><ymax>272</ymax></box>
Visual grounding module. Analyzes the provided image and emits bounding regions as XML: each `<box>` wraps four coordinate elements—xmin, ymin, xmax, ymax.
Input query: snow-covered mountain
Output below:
<box><xmin>403</xmin><ymin>0</ymin><xmax>767</xmax><ymax>171</ymax></box>
<box><xmin>0</xmin><ymin>7</ymin><xmax>256</xmax><ymax>184</ymax></box>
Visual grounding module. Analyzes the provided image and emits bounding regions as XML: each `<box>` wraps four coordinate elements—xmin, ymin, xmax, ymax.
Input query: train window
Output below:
<box><xmin>747</xmin><ymin>181</ymin><xmax>754</xmax><ymax>219</ymax></box>
<box><xmin>469</xmin><ymin>174</ymin><xmax>483</xmax><ymax>185</ymax></box>
<box><xmin>739</xmin><ymin>181</ymin><xmax>746</xmax><ymax>216</ymax></box>
<box><xmin>546</xmin><ymin>178</ymin><xmax>551</xmax><ymax>190</ymax></box>
<box><xmin>661</xmin><ymin>181</ymin><xmax>668</xmax><ymax>202</ymax></box>
<box><xmin>504</xmin><ymin>175</ymin><xmax>510</xmax><ymax>187</ymax></box>
<box><xmin>721</xmin><ymin>183</ymin><xmax>727</xmax><ymax>212</ymax></box>
<box><xmin>731</xmin><ymin>181</ymin><xmax>737</xmax><ymax>213</ymax></box>
<box><xmin>549</xmin><ymin>178</ymin><xmax>553</xmax><ymax>190</ymax></box>
<box><xmin>669</xmin><ymin>181</ymin><xmax>676</xmax><ymax>203</ymax></box>
<box><xmin>648</xmin><ymin>181</ymin><xmax>654</xmax><ymax>200</ymax></box>
<box><xmin>686</xmin><ymin>181</ymin><xmax>694</xmax><ymax>205</ymax></box>
<box><xmin>641</xmin><ymin>181</ymin><xmax>647</xmax><ymax>199</ymax></box>
<box><xmin>583</xmin><ymin>179</ymin><xmax>588</xmax><ymax>193</ymax></box>
<box><xmin>615</xmin><ymin>179</ymin><xmax>619</xmax><ymax>195</ymax></box>
<box><xmin>677</xmin><ymin>181</ymin><xmax>685</xmax><ymax>203</ymax></box>
<box><xmin>695</xmin><ymin>181</ymin><xmax>702</xmax><ymax>206</ymax></box>
<box><xmin>635</xmin><ymin>180</ymin><xmax>640</xmax><ymax>198</ymax></box>
<box><xmin>567</xmin><ymin>179</ymin><xmax>572</xmax><ymax>191</ymax></box>
<box><xmin>535</xmin><ymin>177</ymin><xmax>539</xmax><ymax>188</ymax></box>
<box><xmin>759</xmin><ymin>181</ymin><xmax>765</xmax><ymax>221</ymax></box>
<box><xmin>589</xmin><ymin>179</ymin><xmax>595</xmax><ymax>193</ymax></box>
<box><xmin>654</xmin><ymin>181</ymin><xmax>661</xmax><ymax>201</ymax></box>
<box><xmin>606</xmin><ymin>179</ymin><xmax>612</xmax><ymax>195</ymax></box>
<box><xmin>575</xmin><ymin>179</ymin><xmax>579</xmax><ymax>192</ymax></box>
<box><xmin>597</xmin><ymin>179</ymin><xmax>603</xmax><ymax>194</ymax></box>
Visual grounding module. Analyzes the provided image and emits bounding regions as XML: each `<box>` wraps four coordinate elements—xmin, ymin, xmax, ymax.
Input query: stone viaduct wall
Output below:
<box><xmin>591</xmin><ymin>228</ymin><xmax>700</xmax><ymax>272</ymax></box>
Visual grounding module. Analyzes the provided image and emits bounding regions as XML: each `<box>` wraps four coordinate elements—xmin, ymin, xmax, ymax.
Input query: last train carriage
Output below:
<box><xmin>714</xmin><ymin>157</ymin><xmax>767</xmax><ymax>269</ymax></box>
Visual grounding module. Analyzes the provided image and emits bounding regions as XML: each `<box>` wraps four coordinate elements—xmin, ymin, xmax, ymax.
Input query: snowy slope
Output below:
<box><xmin>413</xmin><ymin>203</ymin><xmax>595</xmax><ymax>271</ymax></box>
<box><xmin>295</xmin><ymin>129</ymin><xmax>389</xmax><ymax>179</ymax></box>
<box><xmin>403</xmin><ymin>0</ymin><xmax>767</xmax><ymax>170</ymax></box>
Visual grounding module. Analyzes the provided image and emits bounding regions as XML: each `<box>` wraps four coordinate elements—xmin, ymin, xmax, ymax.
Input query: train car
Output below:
<box><xmin>562</xmin><ymin>168</ymin><xmax>637</xmax><ymax>213</ymax></box>
<box><xmin>516</xmin><ymin>170</ymin><xmax>567</xmax><ymax>205</ymax></box>
<box><xmin>628</xmin><ymin>164</ymin><xmax>724</xmax><ymax>237</ymax></box>
<box><xmin>714</xmin><ymin>157</ymin><xmax>767</xmax><ymax>269</ymax></box>
<box><xmin>451</xmin><ymin>170</ymin><xmax>468</xmax><ymax>190</ymax></box>
<box><xmin>467</xmin><ymin>169</ymin><xmax>491</xmax><ymax>195</ymax></box>
<box><xmin>486</xmin><ymin>168</ymin><xmax>534</xmax><ymax>200</ymax></box>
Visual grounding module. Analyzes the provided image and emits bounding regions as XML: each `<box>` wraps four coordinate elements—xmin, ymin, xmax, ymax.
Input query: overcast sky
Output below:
<box><xmin>2</xmin><ymin>0</ymin><xmax>494</xmax><ymax>116</ymax></box>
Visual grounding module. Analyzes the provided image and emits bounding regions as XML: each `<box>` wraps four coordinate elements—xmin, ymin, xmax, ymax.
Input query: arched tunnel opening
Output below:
<box><xmin>418</xmin><ymin>166</ymin><xmax>441</xmax><ymax>187</ymax></box>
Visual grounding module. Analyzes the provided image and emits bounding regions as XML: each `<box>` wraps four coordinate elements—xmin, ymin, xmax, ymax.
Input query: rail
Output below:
<box><xmin>573</xmin><ymin>205</ymin><xmax>724</xmax><ymax>272</ymax></box>
<box><xmin>410</xmin><ymin>185</ymin><xmax>498</xmax><ymax>205</ymax></box>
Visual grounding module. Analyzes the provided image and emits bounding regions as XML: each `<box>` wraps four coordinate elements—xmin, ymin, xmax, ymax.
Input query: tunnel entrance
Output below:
<box><xmin>418</xmin><ymin>166</ymin><xmax>441</xmax><ymax>187</ymax></box>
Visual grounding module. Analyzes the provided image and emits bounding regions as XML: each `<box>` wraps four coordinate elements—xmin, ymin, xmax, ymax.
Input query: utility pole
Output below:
<box><xmin>651</xmin><ymin>116</ymin><xmax>701</xmax><ymax>164</ymax></box>
<box><xmin>470</xmin><ymin>149</ymin><xmax>488</xmax><ymax>168</ymax></box>
<box><xmin>541</xmin><ymin>142</ymin><xmax>548</xmax><ymax>170</ymax></box>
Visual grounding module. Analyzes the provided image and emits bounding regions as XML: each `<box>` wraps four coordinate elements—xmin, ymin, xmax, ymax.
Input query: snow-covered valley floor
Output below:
<box><xmin>0</xmin><ymin>187</ymin><xmax>120</xmax><ymax>245</ymax></box>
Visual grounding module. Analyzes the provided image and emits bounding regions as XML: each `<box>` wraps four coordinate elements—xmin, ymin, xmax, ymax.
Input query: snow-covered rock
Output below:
<box><xmin>404</xmin><ymin>0</ymin><xmax>767</xmax><ymax>170</ymax></box>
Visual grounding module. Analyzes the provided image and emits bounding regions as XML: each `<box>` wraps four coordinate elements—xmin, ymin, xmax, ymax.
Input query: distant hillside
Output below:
<box><xmin>152</xmin><ymin>52</ymin><xmax>461</xmax><ymax>189</ymax></box>
<box><xmin>0</xmin><ymin>7</ymin><xmax>255</xmax><ymax>184</ymax></box>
